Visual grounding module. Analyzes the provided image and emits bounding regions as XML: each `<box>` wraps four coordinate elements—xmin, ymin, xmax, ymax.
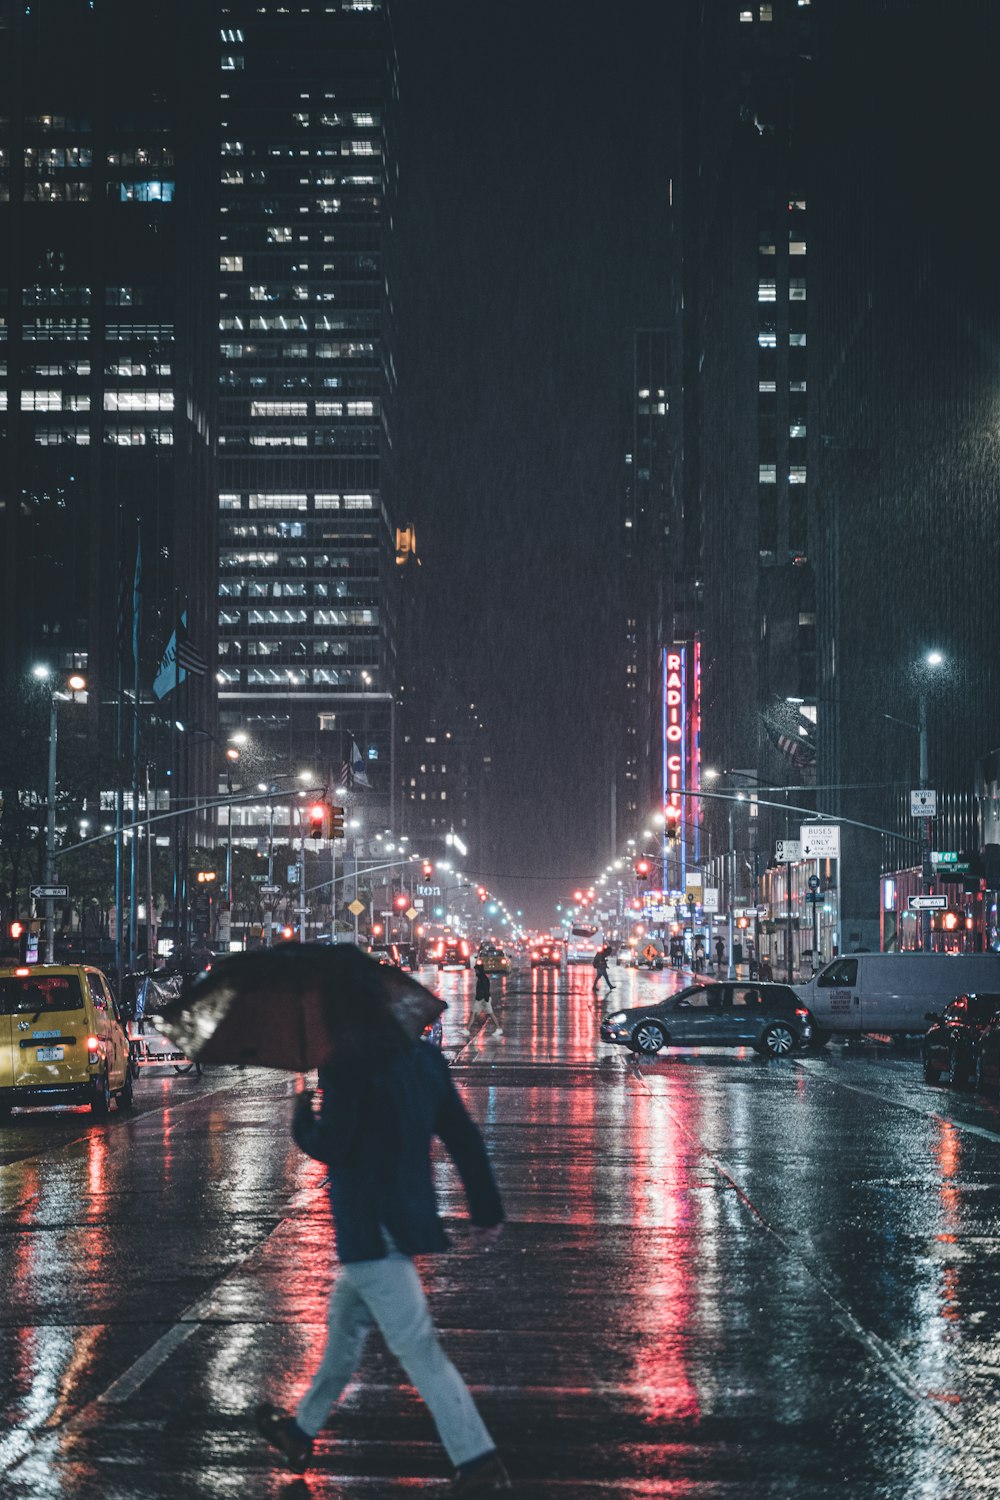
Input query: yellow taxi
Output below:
<box><xmin>477</xmin><ymin>943</ymin><xmax>511</xmax><ymax>976</ymax></box>
<box><xmin>0</xmin><ymin>965</ymin><xmax>134</xmax><ymax>1118</ymax></box>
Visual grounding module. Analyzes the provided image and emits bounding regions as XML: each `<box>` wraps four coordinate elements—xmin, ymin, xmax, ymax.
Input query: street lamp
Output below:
<box><xmin>33</xmin><ymin>666</ymin><xmax>86</xmax><ymax>963</ymax></box>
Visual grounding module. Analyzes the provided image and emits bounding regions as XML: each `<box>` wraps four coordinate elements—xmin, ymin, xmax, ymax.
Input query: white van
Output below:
<box><xmin>798</xmin><ymin>953</ymin><xmax>1000</xmax><ymax>1039</ymax></box>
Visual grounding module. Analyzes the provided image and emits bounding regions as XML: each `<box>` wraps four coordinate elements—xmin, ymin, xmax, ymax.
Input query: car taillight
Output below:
<box><xmin>795</xmin><ymin>1008</ymin><xmax>809</xmax><ymax>1018</ymax></box>
<box><xmin>461</xmin><ymin>941</ymin><xmax>469</xmax><ymax>956</ymax></box>
<box><xmin>86</xmin><ymin>1034</ymin><xmax>99</xmax><ymax>1049</ymax></box>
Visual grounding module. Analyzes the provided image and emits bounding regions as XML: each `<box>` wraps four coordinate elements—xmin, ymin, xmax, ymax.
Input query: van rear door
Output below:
<box><xmin>813</xmin><ymin>958</ymin><xmax>861</xmax><ymax>1031</ymax></box>
<box><xmin>0</xmin><ymin>986</ymin><xmax>13</xmax><ymax>1091</ymax></box>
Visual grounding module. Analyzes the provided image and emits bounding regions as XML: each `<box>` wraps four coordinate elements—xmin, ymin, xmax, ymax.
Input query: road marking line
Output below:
<box><xmin>794</xmin><ymin>1059</ymin><xmax>1000</xmax><ymax>1147</ymax></box>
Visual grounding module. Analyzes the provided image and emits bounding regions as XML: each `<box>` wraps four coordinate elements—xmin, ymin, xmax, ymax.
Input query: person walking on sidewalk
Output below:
<box><xmin>715</xmin><ymin>936</ymin><xmax>726</xmax><ymax>973</ymax></box>
<box><xmin>592</xmin><ymin>944</ymin><xmax>615</xmax><ymax>993</ymax></box>
<box><xmin>470</xmin><ymin>961</ymin><xmax>503</xmax><ymax>1038</ymax></box>
<box><xmin>255</xmin><ymin>1000</ymin><xmax>510</xmax><ymax>1495</ymax></box>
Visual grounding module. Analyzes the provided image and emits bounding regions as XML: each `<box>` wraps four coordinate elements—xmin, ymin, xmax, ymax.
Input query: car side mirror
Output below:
<box><xmin>924</xmin><ymin>1012</ymin><xmax>939</xmax><ymax>1024</ymax></box>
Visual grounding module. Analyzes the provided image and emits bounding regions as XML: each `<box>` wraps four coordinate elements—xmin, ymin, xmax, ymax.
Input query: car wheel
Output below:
<box><xmin>118</xmin><ymin>1067</ymin><xmax>135</xmax><ymax>1112</ymax></box>
<box><xmin>173</xmin><ymin>1062</ymin><xmax>195</xmax><ymax>1075</ymax></box>
<box><xmin>923</xmin><ymin>1057</ymin><xmax>942</xmax><ymax>1084</ymax></box>
<box><xmin>632</xmin><ymin>1021</ymin><xmax>666</xmax><ymax>1055</ymax></box>
<box><xmin>758</xmin><ymin>1023</ymin><xmax>796</xmax><ymax>1058</ymax></box>
<box><xmin>950</xmin><ymin>1045</ymin><xmax>972</xmax><ymax>1090</ymax></box>
<box><xmin>91</xmin><ymin>1070</ymin><xmax>111</xmax><ymax>1116</ymax></box>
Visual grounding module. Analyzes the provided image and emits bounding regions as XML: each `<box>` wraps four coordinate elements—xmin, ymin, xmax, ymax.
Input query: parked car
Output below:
<box><xmin>368</xmin><ymin>943</ymin><xmax>403</xmax><ymax>967</ymax></box>
<box><xmin>600</xmin><ymin>980</ymin><xmax>812</xmax><ymax>1058</ymax></box>
<box><xmin>530</xmin><ymin>940</ymin><xmax>562</xmax><ymax>968</ymax></box>
<box><xmin>923</xmin><ymin>993</ymin><xmax>1000</xmax><ymax>1086</ymax></box>
<box><xmin>616</xmin><ymin>946</ymin><xmax>638</xmax><ymax>968</ymax></box>
<box><xmin>477</xmin><ymin>944</ymin><xmax>510</xmax><ymax>976</ymax></box>
<box><xmin>434</xmin><ymin>937</ymin><xmax>471</xmax><ymax>970</ymax></box>
<box><xmin>797</xmin><ymin>953</ymin><xmax>1000</xmax><ymax>1041</ymax></box>
<box><xmin>0</xmin><ymin>965</ymin><xmax>134</xmax><ymax>1117</ymax></box>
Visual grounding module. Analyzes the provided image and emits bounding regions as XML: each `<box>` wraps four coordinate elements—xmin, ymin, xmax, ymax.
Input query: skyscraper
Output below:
<box><xmin>214</xmin><ymin>1</ymin><xmax>400</xmax><ymax>838</ymax></box>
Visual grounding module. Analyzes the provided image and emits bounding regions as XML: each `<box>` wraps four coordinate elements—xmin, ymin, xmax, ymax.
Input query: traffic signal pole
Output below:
<box><xmin>298</xmin><ymin>813</ymin><xmax>307</xmax><ymax>944</ymax></box>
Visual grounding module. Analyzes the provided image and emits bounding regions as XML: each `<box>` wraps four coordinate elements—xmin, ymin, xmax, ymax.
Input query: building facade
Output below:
<box><xmin>214</xmin><ymin>0</ymin><xmax>400</xmax><ymax>849</ymax></box>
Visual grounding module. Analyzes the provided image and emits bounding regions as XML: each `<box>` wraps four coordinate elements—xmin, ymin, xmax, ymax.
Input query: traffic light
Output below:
<box><xmin>329</xmin><ymin>803</ymin><xmax>345</xmax><ymax>838</ymax></box>
<box><xmin>421</xmin><ymin>860</ymin><xmax>433</xmax><ymax>879</ymax></box>
<box><xmin>478</xmin><ymin>886</ymin><xmax>487</xmax><ymax>903</ymax></box>
<box><xmin>665</xmin><ymin>809</ymin><xmax>680</xmax><ymax>843</ymax></box>
<box><xmin>9</xmin><ymin>920</ymin><xmax>23</xmax><ymax>940</ymax></box>
<box><xmin>280</xmin><ymin>924</ymin><xmax>296</xmax><ymax>941</ymax></box>
<box><xmin>394</xmin><ymin>892</ymin><xmax>409</xmax><ymax>912</ymax></box>
<box><xmin>308</xmin><ymin>801</ymin><xmax>328</xmax><ymax>839</ymax></box>
<box><xmin>634</xmin><ymin>857</ymin><xmax>652</xmax><ymax>880</ymax></box>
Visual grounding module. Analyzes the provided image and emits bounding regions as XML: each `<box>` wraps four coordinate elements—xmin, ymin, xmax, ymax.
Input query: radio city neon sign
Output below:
<box><xmin>664</xmin><ymin>649</ymin><xmax>684</xmax><ymax>818</ymax></box>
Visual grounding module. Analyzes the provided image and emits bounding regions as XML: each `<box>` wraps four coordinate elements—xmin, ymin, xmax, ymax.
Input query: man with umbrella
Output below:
<box><xmin>250</xmin><ymin>953</ymin><xmax>510</xmax><ymax>1492</ymax></box>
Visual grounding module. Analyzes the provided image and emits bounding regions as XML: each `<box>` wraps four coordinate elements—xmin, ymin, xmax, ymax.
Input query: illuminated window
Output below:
<box><xmin>758</xmin><ymin>331</ymin><xmax>777</xmax><ymax>348</ymax></box>
<box><xmin>739</xmin><ymin>8</ymin><xmax>753</xmax><ymax>19</ymax></box>
<box><xmin>104</xmin><ymin>391</ymin><xmax>174</xmax><ymax>411</ymax></box>
<box><xmin>759</xmin><ymin>464</ymin><xmax>777</xmax><ymax>483</ymax></box>
<box><xmin>267</xmin><ymin>227</ymin><xmax>293</xmax><ymax>242</ymax></box>
<box><xmin>220</xmin><ymin>255</ymin><xmax>243</xmax><ymax>272</ymax></box>
<box><xmin>789</xmin><ymin>380</ymin><xmax>807</xmax><ymax>392</ymax></box>
<box><xmin>759</xmin><ymin>380</ymin><xmax>777</xmax><ymax>393</ymax></box>
<box><xmin>760</xmin><ymin>3</ymin><xmax>772</xmax><ymax>19</ymax></box>
<box><xmin>758</xmin><ymin>281</ymin><xmax>776</xmax><ymax>302</ymax></box>
<box><xmin>790</xmin><ymin>423</ymin><xmax>806</xmax><ymax>438</ymax></box>
<box><xmin>789</xmin><ymin>240</ymin><xmax>807</xmax><ymax>255</ymax></box>
<box><xmin>251</xmin><ymin>401</ymin><xmax>307</xmax><ymax>416</ymax></box>
<box><xmin>219</xmin><ymin>494</ymin><xmax>242</xmax><ymax>510</ymax></box>
<box><xmin>789</xmin><ymin>331</ymin><xmax>807</xmax><ymax>346</ymax></box>
<box><xmin>789</xmin><ymin>278</ymin><xmax>806</xmax><ymax>301</ymax></box>
<box><xmin>789</xmin><ymin>467</ymin><xmax>807</xmax><ymax>484</ymax></box>
<box><xmin>21</xmin><ymin>390</ymin><xmax>65</xmax><ymax>410</ymax></box>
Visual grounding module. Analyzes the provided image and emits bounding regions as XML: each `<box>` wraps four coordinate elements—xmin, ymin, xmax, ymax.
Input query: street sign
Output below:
<box><xmin>250</xmin><ymin>873</ymin><xmax>268</xmax><ymax>883</ymax></box>
<box><xmin>347</xmin><ymin>899</ymin><xmax>365</xmax><ymax>917</ymax></box>
<box><xmin>702</xmin><ymin>887</ymin><xmax>719</xmax><ymax>914</ymax></box>
<box><xmin>287</xmin><ymin>863</ymin><xmax>299</xmax><ymax>884</ymax></box>
<box><xmin>910</xmin><ymin>789</ymin><xmax>937</xmax><ymax>818</ymax></box>
<box><xmin>260</xmin><ymin>885</ymin><xmax>281</xmax><ymax>897</ymax></box>
<box><xmin>775</xmin><ymin>839</ymin><xmax>801</xmax><ymax>863</ymax></box>
<box><xmin>800</xmin><ymin>825</ymin><xmax>841</xmax><ymax>859</ymax></box>
<box><xmin>30</xmin><ymin>884</ymin><xmax>68</xmax><ymax>900</ymax></box>
<box><xmin>908</xmin><ymin>894</ymin><xmax>948</xmax><ymax>911</ymax></box>
<box><xmin>808</xmin><ymin>873</ymin><xmax>821</xmax><ymax>891</ymax></box>
<box><xmin>932</xmin><ymin>850</ymin><xmax>959</xmax><ymax>864</ymax></box>
<box><xmin>806</xmin><ymin>892</ymin><xmax>824</xmax><ymax>904</ymax></box>
<box><xmin>405</xmin><ymin>907</ymin><xmax>419</xmax><ymax>921</ymax></box>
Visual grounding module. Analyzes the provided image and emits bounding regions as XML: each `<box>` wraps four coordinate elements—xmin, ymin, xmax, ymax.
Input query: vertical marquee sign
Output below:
<box><xmin>661</xmin><ymin>641</ymin><xmax>701</xmax><ymax>892</ymax></box>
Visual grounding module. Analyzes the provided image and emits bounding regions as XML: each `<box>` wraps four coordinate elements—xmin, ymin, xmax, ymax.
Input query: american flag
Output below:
<box><xmin>762</xmin><ymin>697</ymin><xmax>816</xmax><ymax>768</ymax></box>
<box><xmin>175</xmin><ymin>617</ymin><xmax>208</xmax><ymax>677</ymax></box>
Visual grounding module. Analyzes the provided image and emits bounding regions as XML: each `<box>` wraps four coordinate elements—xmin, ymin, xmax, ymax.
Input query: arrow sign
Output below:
<box><xmin>908</xmin><ymin>894</ymin><xmax>948</xmax><ymax>911</ymax></box>
<box><xmin>31</xmin><ymin>884</ymin><xmax>69</xmax><ymax>900</ymax></box>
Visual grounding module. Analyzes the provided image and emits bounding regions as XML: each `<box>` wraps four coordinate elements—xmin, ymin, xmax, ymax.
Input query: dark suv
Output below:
<box><xmin>600</xmin><ymin>981</ymin><xmax>812</xmax><ymax>1058</ymax></box>
<box><xmin>922</xmin><ymin>993</ymin><xmax>1000</xmax><ymax>1088</ymax></box>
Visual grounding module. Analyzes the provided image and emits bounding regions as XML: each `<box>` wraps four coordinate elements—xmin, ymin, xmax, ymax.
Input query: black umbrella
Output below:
<box><xmin>156</xmin><ymin>943</ymin><xmax>445</xmax><ymax>1071</ymax></box>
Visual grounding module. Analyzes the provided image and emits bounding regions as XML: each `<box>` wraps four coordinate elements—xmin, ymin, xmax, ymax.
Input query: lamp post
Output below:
<box><xmin>919</xmin><ymin>651</ymin><xmax>944</xmax><ymax>951</ymax></box>
<box><xmin>33</xmin><ymin>666</ymin><xmax>86</xmax><ymax>964</ymax></box>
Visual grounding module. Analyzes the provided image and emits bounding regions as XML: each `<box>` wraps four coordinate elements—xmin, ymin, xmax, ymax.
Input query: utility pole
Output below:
<box><xmin>298</xmin><ymin>808</ymin><xmax>307</xmax><ymax>944</ymax></box>
<box><xmin>44</xmin><ymin>691</ymin><xmax>57</xmax><ymax>964</ymax></box>
<box><xmin>726</xmin><ymin>800</ymin><xmax>736</xmax><ymax>980</ymax></box>
<box><xmin>919</xmin><ymin>689</ymin><xmax>932</xmax><ymax>952</ymax></box>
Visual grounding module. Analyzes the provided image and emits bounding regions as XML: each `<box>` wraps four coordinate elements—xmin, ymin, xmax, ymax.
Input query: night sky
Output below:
<box><xmin>394</xmin><ymin>1</ymin><xmax>673</xmax><ymax>923</ymax></box>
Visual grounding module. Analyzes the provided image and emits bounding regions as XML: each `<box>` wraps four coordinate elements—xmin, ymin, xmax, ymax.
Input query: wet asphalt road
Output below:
<box><xmin>3</xmin><ymin>960</ymin><xmax>1000</xmax><ymax>1497</ymax></box>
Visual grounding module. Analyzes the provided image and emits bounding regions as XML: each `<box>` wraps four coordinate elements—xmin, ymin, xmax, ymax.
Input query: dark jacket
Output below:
<box><xmin>475</xmin><ymin>967</ymin><xmax>491</xmax><ymax>1002</ymax></box>
<box><xmin>292</xmin><ymin>1041</ymin><xmax>503</xmax><ymax>1264</ymax></box>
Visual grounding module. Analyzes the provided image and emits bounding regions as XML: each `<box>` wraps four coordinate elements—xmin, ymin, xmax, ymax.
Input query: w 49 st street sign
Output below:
<box><xmin>31</xmin><ymin>884</ymin><xmax>68</xmax><ymax>900</ymax></box>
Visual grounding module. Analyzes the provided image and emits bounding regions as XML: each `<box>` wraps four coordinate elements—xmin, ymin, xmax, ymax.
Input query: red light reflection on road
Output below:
<box><xmin>624</xmin><ymin>1077</ymin><xmax>701</xmax><ymax>1427</ymax></box>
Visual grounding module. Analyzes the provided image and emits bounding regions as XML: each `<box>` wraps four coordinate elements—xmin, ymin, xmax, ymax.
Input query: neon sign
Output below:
<box><xmin>662</xmin><ymin>641</ymin><xmax>701</xmax><ymax>887</ymax></box>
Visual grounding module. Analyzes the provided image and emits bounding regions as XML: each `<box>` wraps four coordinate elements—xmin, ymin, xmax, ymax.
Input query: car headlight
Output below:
<box><xmin>604</xmin><ymin>1012</ymin><xmax>626</xmax><ymax>1026</ymax></box>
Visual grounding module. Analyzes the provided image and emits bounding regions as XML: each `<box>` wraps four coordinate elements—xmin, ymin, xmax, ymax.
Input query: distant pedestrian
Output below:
<box><xmin>715</xmin><ymin>937</ymin><xmax>726</xmax><ymax>973</ymax></box>
<box><xmin>693</xmin><ymin>936</ymin><xmax>705</xmax><ymax>973</ymax></box>
<box><xmin>592</xmin><ymin>944</ymin><xmax>615</xmax><ymax>992</ymax></box>
<box><xmin>470</xmin><ymin>962</ymin><xmax>502</xmax><ymax>1038</ymax></box>
<box><xmin>255</xmin><ymin>993</ymin><xmax>510</xmax><ymax>1494</ymax></box>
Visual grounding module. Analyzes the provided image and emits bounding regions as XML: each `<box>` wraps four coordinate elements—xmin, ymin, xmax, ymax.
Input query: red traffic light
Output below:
<box><xmin>308</xmin><ymin>801</ymin><xmax>328</xmax><ymax>838</ymax></box>
<box><xmin>9</xmin><ymin>920</ymin><xmax>23</xmax><ymax>939</ymax></box>
<box><xmin>280</xmin><ymin>925</ymin><xmax>295</xmax><ymax>941</ymax></box>
<box><xmin>394</xmin><ymin>893</ymin><xmax>409</xmax><ymax>911</ymax></box>
<box><xmin>421</xmin><ymin>860</ymin><xmax>433</xmax><ymax>879</ymax></box>
<box><xmin>634</xmin><ymin>858</ymin><xmax>652</xmax><ymax>880</ymax></box>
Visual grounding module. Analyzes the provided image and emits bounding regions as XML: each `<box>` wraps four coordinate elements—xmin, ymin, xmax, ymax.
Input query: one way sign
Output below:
<box><xmin>31</xmin><ymin>884</ymin><xmax>69</xmax><ymax>900</ymax></box>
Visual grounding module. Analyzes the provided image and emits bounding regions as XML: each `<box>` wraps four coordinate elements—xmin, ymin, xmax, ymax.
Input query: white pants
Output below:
<box><xmin>295</xmin><ymin>1246</ymin><xmax>495</xmax><ymax>1468</ymax></box>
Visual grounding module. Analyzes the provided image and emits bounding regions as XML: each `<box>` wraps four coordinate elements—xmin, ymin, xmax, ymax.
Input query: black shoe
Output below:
<box><xmin>450</xmin><ymin>1451</ymin><xmax>511</xmax><ymax>1494</ymax></box>
<box><xmin>255</xmin><ymin>1403</ymin><xmax>313</xmax><ymax>1473</ymax></box>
